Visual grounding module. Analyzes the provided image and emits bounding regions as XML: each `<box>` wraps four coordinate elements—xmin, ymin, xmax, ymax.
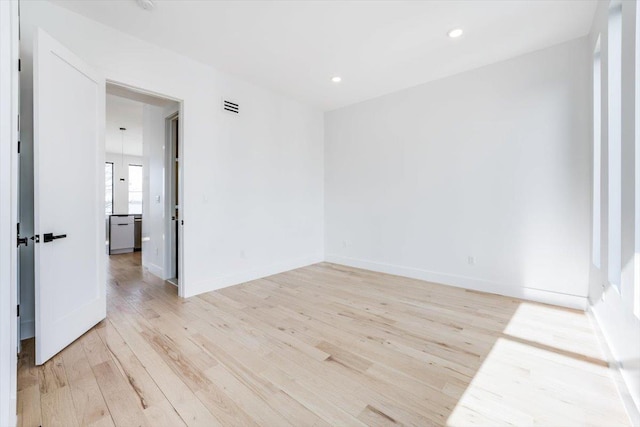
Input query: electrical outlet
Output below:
<box><xmin>467</xmin><ymin>256</ymin><xmax>476</xmax><ymax>265</ymax></box>
<box><xmin>342</xmin><ymin>240</ymin><xmax>349</xmax><ymax>248</ymax></box>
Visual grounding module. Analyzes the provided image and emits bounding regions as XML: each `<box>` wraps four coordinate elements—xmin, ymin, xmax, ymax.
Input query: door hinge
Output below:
<box><xmin>18</xmin><ymin>59</ymin><xmax>21</xmax><ymax>72</ymax></box>
<box><xmin>17</xmin><ymin>223</ymin><xmax>28</xmax><ymax>247</ymax></box>
<box><xmin>17</xmin><ymin>140</ymin><xmax>20</xmax><ymax>154</ymax></box>
<box><xmin>17</xmin><ymin>305</ymin><xmax>19</xmax><ymax>317</ymax></box>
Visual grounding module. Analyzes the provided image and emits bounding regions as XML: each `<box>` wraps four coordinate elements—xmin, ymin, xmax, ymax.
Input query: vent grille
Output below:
<box><xmin>223</xmin><ymin>99</ymin><xmax>239</xmax><ymax>115</ymax></box>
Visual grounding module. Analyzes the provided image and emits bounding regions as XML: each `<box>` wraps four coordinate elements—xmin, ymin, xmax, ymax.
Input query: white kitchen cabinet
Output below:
<box><xmin>109</xmin><ymin>215</ymin><xmax>135</xmax><ymax>254</ymax></box>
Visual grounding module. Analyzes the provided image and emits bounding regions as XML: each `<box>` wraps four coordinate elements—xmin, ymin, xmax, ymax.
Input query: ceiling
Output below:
<box><xmin>52</xmin><ymin>0</ymin><xmax>598</xmax><ymax>111</ymax></box>
<box><xmin>106</xmin><ymin>94</ymin><xmax>144</xmax><ymax>156</ymax></box>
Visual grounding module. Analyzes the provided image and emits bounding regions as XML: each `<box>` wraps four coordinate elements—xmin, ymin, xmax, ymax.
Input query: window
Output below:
<box><xmin>128</xmin><ymin>164</ymin><xmax>143</xmax><ymax>214</ymax></box>
<box><xmin>608</xmin><ymin>3</ymin><xmax>622</xmax><ymax>289</ymax></box>
<box><xmin>593</xmin><ymin>37</ymin><xmax>602</xmax><ymax>268</ymax></box>
<box><xmin>105</xmin><ymin>162</ymin><xmax>113</xmax><ymax>215</ymax></box>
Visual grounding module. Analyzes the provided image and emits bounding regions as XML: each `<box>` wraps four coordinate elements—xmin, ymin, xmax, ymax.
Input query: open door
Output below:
<box><xmin>33</xmin><ymin>29</ymin><xmax>106</xmax><ymax>365</ymax></box>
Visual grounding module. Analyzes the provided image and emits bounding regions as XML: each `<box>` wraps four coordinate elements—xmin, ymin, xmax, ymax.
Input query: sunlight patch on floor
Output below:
<box><xmin>446</xmin><ymin>334</ymin><xmax>629</xmax><ymax>427</ymax></box>
<box><xmin>502</xmin><ymin>302</ymin><xmax>604</xmax><ymax>361</ymax></box>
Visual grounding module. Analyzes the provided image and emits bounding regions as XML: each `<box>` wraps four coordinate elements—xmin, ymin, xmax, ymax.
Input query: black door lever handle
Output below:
<box><xmin>43</xmin><ymin>233</ymin><xmax>67</xmax><ymax>243</ymax></box>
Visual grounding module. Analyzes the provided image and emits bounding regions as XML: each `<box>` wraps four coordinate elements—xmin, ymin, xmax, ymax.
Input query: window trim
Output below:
<box><xmin>593</xmin><ymin>36</ymin><xmax>602</xmax><ymax>268</ymax></box>
<box><xmin>607</xmin><ymin>2</ymin><xmax>623</xmax><ymax>290</ymax></box>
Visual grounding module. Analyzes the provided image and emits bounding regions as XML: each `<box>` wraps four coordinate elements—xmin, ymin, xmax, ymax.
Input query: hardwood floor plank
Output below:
<box><xmin>260</xmin><ymin>366</ymin><xmax>368</xmax><ymax>426</ymax></box>
<box><xmin>106</xmin><ymin>295</ymin><xmax>223</xmax><ymax>426</ymax></box>
<box><xmin>95</xmin><ymin>321</ymin><xmax>187</xmax><ymax>427</ymax></box>
<box><xmin>40</xmin><ymin>386</ymin><xmax>79</xmax><ymax>427</ymax></box>
<box><xmin>204</xmin><ymin>364</ymin><xmax>295</xmax><ymax>427</ymax></box>
<box><xmin>17</xmin><ymin>339</ymin><xmax>43</xmax><ymax>427</ymax></box>
<box><xmin>17</xmin><ymin>385</ymin><xmax>42</xmax><ymax>427</ymax></box>
<box><xmin>17</xmin><ymin>340</ymin><xmax>39</xmax><ymax>392</ymax></box>
<box><xmin>60</xmin><ymin>339</ymin><xmax>114</xmax><ymax>427</ymax></box>
<box><xmin>81</xmin><ymin>329</ymin><xmax>112</xmax><ymax>368</ymax></box>
<box><xmin>90</xmin><ymin>360</ymin><xmax>149</xmax><ymax>427</ymax></box>
<box><xmin>37</xmin><ymin>353</ymin><xmax>67</xmax><ymax>395</ymax></box>
<box><xmin>188</xmin><ymin>329</ymin><xmax>331</xmax><ymax>427</ymax></box>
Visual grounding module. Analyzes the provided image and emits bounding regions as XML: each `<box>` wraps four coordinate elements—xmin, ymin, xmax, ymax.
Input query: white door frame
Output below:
<box><xmin>165</xmin><ymin>112</ymin><xmax>181</xmax><ymax>286</ymax></box>
<box><xmin>1</xmin><ymin>0</ymin><xmax>20</xmax><ymax>424</ymax></box>
<box><xmin>105</xmin><ymin>80</ymin><xmax>186</xmax><ymax>298</ymax></box>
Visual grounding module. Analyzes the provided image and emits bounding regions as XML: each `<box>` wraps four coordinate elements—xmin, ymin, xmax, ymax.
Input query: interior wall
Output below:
<box><xmin>588</xmin><ymin>0</ymin><xmax>640</xmax><ymax>417</ymax></box>
<box><xmin>141</xmin><ymin>103</ymin><xmax>175</xmax><ymax>279</ymax></box>
<box><xmin>325</xmin><ymin>37</ymin><xmax>591</xmax><ymax>309</ymax></box>
<box><xmin>19</xmin><ymin>1</ymin><xmax>324</xmax><ymax>301</ymax></box>
<box><xmin>105</xmin><ymin>152</ymin><xmax>143</xmax><ymax>215</ymax></box>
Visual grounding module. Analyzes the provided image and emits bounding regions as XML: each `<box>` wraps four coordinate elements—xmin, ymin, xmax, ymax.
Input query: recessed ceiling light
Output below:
<box><xmin>448</xmin><ymin>28</ymin><xmax>463</xmax><ymax>38</ymax></box>
<box><xmin>136</xmin><ymin>0</ymin><xmax>155</xmax><ymax>11</ymax></box>
<box><xmin>331</xmin><ymin>76</ymin><xmax>342</xmax><ymax>83</ymax></box>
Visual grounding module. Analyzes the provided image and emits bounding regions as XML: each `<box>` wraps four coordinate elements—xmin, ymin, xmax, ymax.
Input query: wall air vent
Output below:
<box><xmin>223</xmin><ymin>99</ymin><xmax>239</xmax><ymax>115</ymax></box>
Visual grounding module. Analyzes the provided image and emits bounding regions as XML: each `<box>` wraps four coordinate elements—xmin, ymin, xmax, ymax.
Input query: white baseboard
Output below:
<box><xmin>20</xmin><ymin>319</ymin><xmax>34</xmax><ymax>340</ymax></box>
<box><xmin>184</xmin><ymin>254</ymin><xmax>324</xmax><ymax>298</ymax></box>
<box><xmin>325</xmin><ymin>254</ymin><xmax>588</xmax><ymax>310</ymax></box>
<box><xmin>109</xmin><ymin>248</ymin><xmax>134</xmax><ymax>255</ymax></box>
<box><xmin>144</xmin><ymin>262</ymin><xmax>164</xmax><ymax>280</ymax></box>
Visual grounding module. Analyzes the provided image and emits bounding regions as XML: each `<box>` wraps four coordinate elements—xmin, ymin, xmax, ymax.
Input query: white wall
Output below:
<box><xmin>325</xmin><ymin>38</ymin><xmax>591</xmax><ymax>309</ymax></box>
<box><xmin>19</xmin><ymin>0</ymin><xmax>324</xmax><ymax>301</ymax></box>
<box><xmin>589</xmin><ymin>0</ymin><xmax>640</xmax><ymax>417</ymax></box>
<box><xmin>105</xmin><ymin>152</ymin><xmax>143</xmax><ymax>215</ymax></box>
<box><xmin>141</xmin><ymin>103</ymin><xmax>175</xmax><ymax>279</ymax></box>
<box><xmin>0</xmin><ymin>0</ymin><xmax>19</xmax><ymax>425</ymax></box>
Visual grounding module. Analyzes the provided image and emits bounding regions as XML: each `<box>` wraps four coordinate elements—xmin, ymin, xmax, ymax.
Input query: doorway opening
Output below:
<box><xmin>104</xmin><ymin>82</ymin><xmax>182</xmax><ymax>294</ymax></box>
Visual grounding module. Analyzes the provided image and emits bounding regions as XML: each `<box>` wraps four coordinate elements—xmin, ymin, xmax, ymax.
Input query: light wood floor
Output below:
<box><xmin>17</xmin><ymin>252</ymin><xmax>630</xmax><ymax>426</ymax></box>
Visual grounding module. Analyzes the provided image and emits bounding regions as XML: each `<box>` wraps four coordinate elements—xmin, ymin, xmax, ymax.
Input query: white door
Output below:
<box><xmin>33</xmin><ymin>29</ymin><xmax>105</xmax><ymax>365</ymax></box>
